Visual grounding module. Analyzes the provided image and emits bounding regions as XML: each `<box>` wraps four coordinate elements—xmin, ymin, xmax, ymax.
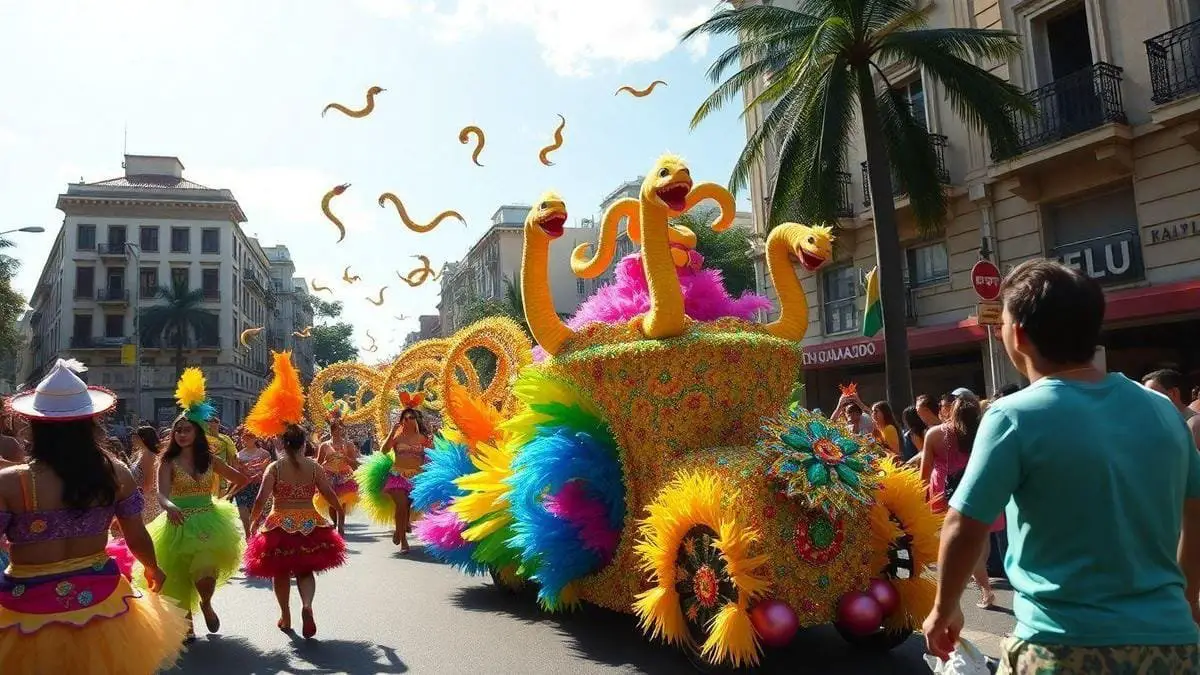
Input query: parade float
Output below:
<box><xmin>317</xmin><ymin>155</ymin><xmax>940</xmax><ymax>670</ymax></box>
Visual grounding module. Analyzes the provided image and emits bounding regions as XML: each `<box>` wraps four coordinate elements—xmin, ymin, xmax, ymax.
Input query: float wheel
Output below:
<box><xmin>834</xmin><ymin>623</ymin><xmax>913</xmax><ymax>650</ymax></box>
<box><xmin>676</xmin><ymin>525</ymin><xmax>743</xmax><ymax>672</ymax></box>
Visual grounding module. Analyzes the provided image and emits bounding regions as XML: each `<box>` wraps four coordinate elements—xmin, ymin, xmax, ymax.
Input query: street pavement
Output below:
<box><xmin>170</xmin><ymin>516</ymin><xmax>1015</xmax><ymax>675</ymax></box>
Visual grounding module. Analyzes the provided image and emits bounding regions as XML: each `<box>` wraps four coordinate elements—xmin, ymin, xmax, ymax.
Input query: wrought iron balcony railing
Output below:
<box><xmin>1147</xmin><ymin>19</ymin><xmax>1200</xmax><ymax>105</ymax></box>
<box><xmin>96</xmin><ymin>288</ymin><xmax>130</xmax><ymax>302</ymax></box>
<box><xmin>861</xmin><ymin>134</ymin><xmax>950</xmax><ymax>208</ymax></box>
<box><xmin>835</xmin><ymin>171</ymin><xmax>855</xmax><ymax>218</ymax></box>
<box><xmin>993</xmin><ymin>62</ymin><xmax>1127</xmax><ymax>160</ymax></box>
<box><xmin>97</xmin><ymin>242</ymin><xmax>128</xmax><ymax>256</ymax></box>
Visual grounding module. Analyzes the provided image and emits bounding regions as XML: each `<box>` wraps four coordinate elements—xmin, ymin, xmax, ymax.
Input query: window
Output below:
<box><xmin>170</xmin><ymin>227</ymin><xmax>190</xmax><ymax>253</ymax></box>
<box><xmin>201</xmin><ymin>268</ymin><xmax>219</xmax><ymax>298</ymax></box>
<box><xmin>77</xmin><ymin>224</ymin><xmax>96</xmax><ymax>251</ymax></box>
<box><xmin>140</xmin><ymin>226</ymin><xmax>159</xmax><ymax>253</ymax></box>
<box><xmin>896</xmin><ymin>77</ymin><xmax>927</xmax><ymax>128</ymax></box>
<box><xmin>106</xmin><ymin>267</ymin><xmax>125</xmax><ymax>294</ymax></box>
<box><xmin>201</xmin><ymin>228</ymin><xmax>220</xmax><ymax>254</ymax></box>
<box><xmin>75</xmin><ymin>267</ymin><xmax>95</xmax><ymax>298</ymax></box>
<box><xmin>821</xmin><ymin>265</ymin><xmax>860</xmax><ymax>335</ymax></box>
<box><xmin>139</xmin><ymin>268</ymin><xmax>158</xmax><ymax>298</ymax></box>
<box><xmin>104</xmin><ymin>315</ymin><xmax>124</xmax><ymax>338</ymax></box>
<box><xmin>108</xmin><ymin>225</ymin><xmax>127</xmax><ymax>246</ymax></box>
<box><xmin>72</xmin><ymin>314</ymin><xmax>91</xmax><ymax>339</ymax></box>
<box><xmin>1046</xmin><ymin>187</ymin><xmax>1143</xmax><ymax>286</ymax></box>
<box><xmin>906</xmin><ymin>242</ymin><xmax>950</xmax><ymax>287</ymax></box>
<box><xmin>171</xmin><ymin>267</ymin><xmax>189</xmax><ymax>290</ymax></box>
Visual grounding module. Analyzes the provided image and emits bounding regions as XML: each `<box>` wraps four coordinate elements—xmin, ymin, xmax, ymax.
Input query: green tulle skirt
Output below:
<box><xmin>144</xmin><ymin>497</ymin><xmax>244</xmax><ymax>611</ymax></box>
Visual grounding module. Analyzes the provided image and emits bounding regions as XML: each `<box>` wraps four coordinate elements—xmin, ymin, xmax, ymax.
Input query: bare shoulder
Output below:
<box><xmin>0</xmin><ymin>464</ymin><xmax>28</xmax><ymax>508</ymax></box>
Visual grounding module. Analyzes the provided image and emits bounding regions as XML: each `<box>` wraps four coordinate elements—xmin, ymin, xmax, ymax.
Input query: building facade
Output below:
<box><xmin>23</xmin><ymin>154</ymin><xmax>283</xmax><ymax>425</ymax></box>
<box><xmin>739</xmin><ymin>0</ymin><xmax>1200</xmax><ymax>411</ymax></box>
<box><xmin>262</xmin><ymin>245</ymin><xmax>316</xmax><ymax>382</ymax></box>
<box><xmin>438</xmin><ymin>204</ymin><xmax>595</xmax><ymax>335</ymax></box>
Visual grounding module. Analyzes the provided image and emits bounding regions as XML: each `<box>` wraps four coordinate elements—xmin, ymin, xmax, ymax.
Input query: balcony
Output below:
<box><xmin>70</xmin><ymin>336</ymin><xmax>127</xmax><ymax>349</ymax></box>
<box><xmin>861</xmin><ymin>134</ymin><xmax>950</xmax><ymax>209</ymax></box>
<box><xmin>96</xmin><ymin>288</ymin><xmax>130</xmax><ymax>305</ymax></box>
<box><xmin>835</xmin><ymin>171</ymin><xmax>855</xmax><ymax>219</ymax></box>
<box><xmin>1146</xmin><ymin>20</ymin><xmax>1200</xmax><ymax>148</ymax></box>
<box><xmin>989</xmin><ymin>63</ymin><xmax>1131</xmax><ymax>198</ymax></box>
<box><xmin>97</xmin><ymin>242</ymin><xmax>129</xmax><ymax>258</ymax></box>
<box><xmin>242</xmin><ymin>269</ymin><xmax>267</xmax><ymax>296</ymax></box>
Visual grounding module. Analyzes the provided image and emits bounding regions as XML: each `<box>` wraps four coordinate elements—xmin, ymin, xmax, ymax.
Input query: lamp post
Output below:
<box><xmin>125</xmin><ymin>242</ymin><xmax>142</xmax><ymax>422</ymax></box>
<box><xmin>0</xmin><ymin>226</ymin><xmax>46</xmax><ymax>237</ymax></box>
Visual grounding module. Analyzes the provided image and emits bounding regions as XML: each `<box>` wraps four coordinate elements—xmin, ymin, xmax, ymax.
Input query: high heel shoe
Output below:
<box><xmin>976</xmin><ymin>588</ymin><xmax>995</xmax><ymax>609</ymax></box>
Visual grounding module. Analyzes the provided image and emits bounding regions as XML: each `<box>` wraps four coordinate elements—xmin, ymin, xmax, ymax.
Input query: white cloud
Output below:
<box><xmin>356</xmin><ymin>0</ymin><xmax>717</xmax><ymax>77</ymax></box>
<box><xmin>0</xmin><ymin>127</ymin><xmax>20</xmax><ymax>147</ymax></box>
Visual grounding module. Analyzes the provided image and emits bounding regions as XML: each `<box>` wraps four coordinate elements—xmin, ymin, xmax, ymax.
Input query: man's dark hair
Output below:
<box><xmin>1143</xmin><ymin>369</ymin><xmax>1183</xmax><ymax>392</ymax></box>
<box><xmin>1000</xmin><ymin>259</ymin><xmax>1104</xmax><ymax>364</ymax></box>
<box><xmin>939</xmin><ymin>393</ymin><xmax>956</xmax><ymax>408</ymax></box>
<box><xmin>915</xmin><ymin>394</ymin><xmax>937</xmax><ymax>414</ymax></box>
<box><xmin>995</xmin><ymin>383</ymin><xmax>1020</xmax><ymax>399</ymax></box>
<box><xmin>846</xmin><ymin>403</ymin><xmax>862</xmax><ymax>415</ymax></box>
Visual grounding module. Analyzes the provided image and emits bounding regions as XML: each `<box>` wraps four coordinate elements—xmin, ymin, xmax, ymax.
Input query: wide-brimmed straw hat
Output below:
<box><xmin>7</xmin><ymin>359</ymin><xmax>116</xmax><ymax>421</ymax></box>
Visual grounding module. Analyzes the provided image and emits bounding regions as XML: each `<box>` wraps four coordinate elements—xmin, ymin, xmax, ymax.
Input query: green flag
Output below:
<box><xmin>862</xmin><ymin>266</ymin><xmax>883</xmax><ymax>337</ymax></box>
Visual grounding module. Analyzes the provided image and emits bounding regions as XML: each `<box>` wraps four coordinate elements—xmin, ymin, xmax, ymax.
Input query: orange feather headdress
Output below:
<box><xmin>398</xmin><ymin>390</ymin><xmax>425</xmax><ymax>410</ymax></box>
<box><xmin>245</xmin><ymin>351</ymin><xmax>306</xmax><ymax>439</ymax></box>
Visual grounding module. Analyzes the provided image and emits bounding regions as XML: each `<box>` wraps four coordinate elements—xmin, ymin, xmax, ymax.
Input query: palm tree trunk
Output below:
<box><xmin>857</xmin><ymin>68</ymin><xmax>914</xmax><ymax>408</ymax></box>
<box><xmin>175</xmin><ymin>325</ymin><xmax>185</xmax><ymax>382</ymax></box>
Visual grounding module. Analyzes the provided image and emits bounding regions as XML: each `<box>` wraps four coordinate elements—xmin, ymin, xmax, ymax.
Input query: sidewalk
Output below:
<box><xmin>958</xmin><ymin>581</ymin><xmax>1017</xmax><ymax>658</ymax></box>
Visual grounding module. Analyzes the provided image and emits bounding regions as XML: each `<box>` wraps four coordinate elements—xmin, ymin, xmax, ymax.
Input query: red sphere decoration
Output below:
<box><xmin>866</xmin><ymin>578</ymin><xmax>900</xmax><ymax>616</ymax></box>
<box><xmin>836</xmin><ymin>591</ymin><xmax>883</xmax><ymax>636</ymax></box>
<box><xmin>749</xmin><ymin>599</ymin><xmax>800</xmax><ymax>648</ymax></box>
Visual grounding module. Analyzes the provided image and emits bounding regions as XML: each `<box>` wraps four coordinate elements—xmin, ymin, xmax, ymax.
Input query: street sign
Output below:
<box><xmin>970</xmin><ymin>260</ymin><xmax>1002</xmax><ymax>301</ymax></box>
<box><xmin>977</xmin><ymin>301</ymin><xmax>1003</xmax><ymax>326</ymax></box>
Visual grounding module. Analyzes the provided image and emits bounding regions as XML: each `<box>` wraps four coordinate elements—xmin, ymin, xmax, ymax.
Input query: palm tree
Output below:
<box><xmin>683</xmin><ymin>0</ymin><xmax>1032</xmax><ymax>408</ymax></box>
<box><xmin>139</xmin><ymin>281</ymin><xmax>219</xmax><ymax>380</ymax></box>
<box><xmin>671</xmin><ymin>207</ymin><xmax>757</xmax><ymax>296</ymax></box>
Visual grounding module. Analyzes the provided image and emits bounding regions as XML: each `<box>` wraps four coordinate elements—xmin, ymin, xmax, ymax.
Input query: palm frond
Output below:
<box><xmin>692</xmin><ymin>52</ymin><xmax>795</xmax><ymax>128</ymax></box>
<box><xmin>769</xmin><ymin>54</ymin><xmax>859</xmax><ymax>228</ymax></box>
<box><xmin>878</xmin><ymin>27</ymin><xmax>1025</xmax><ymax>63</ymax></box>
<box><xmin>874</xmin><ymin>84</ymin><xmax>947</xmax><ymax>232</ymax></box>
<box><xmin>724</xmin><ymin>82</ymin><xmax>807</xmax><ymax>197</ymax></box>
<box><xmin>861</xmin><ymin>0</ymin><xmax>922</xmax><ymax>34</ymax></box>
<box><xmin>680</xmin><ymin>5</ymin><xmax>820</xmax><ymax>43</ymax></box>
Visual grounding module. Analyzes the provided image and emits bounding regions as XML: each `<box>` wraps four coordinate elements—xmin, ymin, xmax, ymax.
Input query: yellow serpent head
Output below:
<box><xmin>783</xmin><ymin>223</ymin><xmax>835</xmax><ymax>271</ymax></box>
<box><xmin>642</xmin><ymin>154</ymin><xmax>693</xmax><ymax>213</ymax></box>
<box><xmin>525</xmin><ymin>191</ymin><xmax>568</xmax><ymax>243</ymax></box>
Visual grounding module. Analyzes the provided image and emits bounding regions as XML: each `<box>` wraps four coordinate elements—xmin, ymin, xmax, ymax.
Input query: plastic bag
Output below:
<box><xmin>924</xmin><ymin>637</ymin><xmax>992</xmax><ymax>675</ymax></box>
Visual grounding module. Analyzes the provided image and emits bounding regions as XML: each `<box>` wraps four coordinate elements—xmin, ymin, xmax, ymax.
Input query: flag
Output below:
<box><xmin>862</xmin><ymin>266</ymin><xmax>883</xmax><ymax>337</ymax></box>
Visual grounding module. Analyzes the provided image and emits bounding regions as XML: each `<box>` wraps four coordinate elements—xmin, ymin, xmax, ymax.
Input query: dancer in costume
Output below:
<box><xmin>106</xmin><ymin>425</ymin><xmax>164</xmax><ymax>577</ymax></box>
<box><xmin>357</xmin><ymin>392</ymin><xmax>431</xmax><ymax>553</ymax></box>
<box><xmin>0</xmin><ymin>359</ymin><xmax>189</xmax><ymax>674</ymax></box>
<box><xmin>314</xmin><ymin>405</ymin><xmax>359</xmax><ymax>535</ymax></box>
<box><xmin>232</xmin><ymin>427</ymin><xmax>272</xmax><ymax>538</ymax></box>
<box><xmin>149</xmin><ymin>368</ymin><xmax>247</xmax><ymax>640</ymax></box>
<box><xmin>242</xmin><ymin>351</ymin><xmax>346</xmax><ymax>638</ymax></box>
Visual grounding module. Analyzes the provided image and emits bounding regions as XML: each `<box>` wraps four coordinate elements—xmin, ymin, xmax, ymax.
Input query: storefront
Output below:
<box><xmin>1098</xmin><ymin>279</ymin><xmax>1200</xmax><ymax>386</ymax></box>
<box><xmin>799</xmin><ymin>320</ymin><xmax>989</xmax><ymax>413</ymax></box>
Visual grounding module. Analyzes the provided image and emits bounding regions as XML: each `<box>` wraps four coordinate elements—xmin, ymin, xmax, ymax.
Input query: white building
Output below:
<box><xmin>22</xmin><ymin>154</ymin><xmax>280</xmax><ymax>425</ymax></box>
<box><xmin>262</xmin><ymin>245</ymin><xmax>316</xmax><ymax>382</ymax></box>
<box><xmin>438</xmin><ymin>204</ymin><xmax>596</xmax><ymax>335</ymax></box>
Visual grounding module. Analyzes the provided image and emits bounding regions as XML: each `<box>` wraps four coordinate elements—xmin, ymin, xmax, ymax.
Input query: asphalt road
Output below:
<box><xmin>169</xmin><ymin>516</ymin><xmax>1015</xmax><ymax>675</ymax></box>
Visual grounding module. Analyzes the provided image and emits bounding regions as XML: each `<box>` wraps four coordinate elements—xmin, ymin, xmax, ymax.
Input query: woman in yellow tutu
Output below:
<box><xmin>149</xmin><ymin>368</ymin><xmax>247</xmax><ymax>641</ymax></box>
<box><xmin>0</xmin><ymin>358</ymin><xmax>189</xmax><ymax>674</ymax></box>
<box><xmin>314</xmin><ymin>403</ymin><xmax>359</xmax><ymax>536</ymax></box>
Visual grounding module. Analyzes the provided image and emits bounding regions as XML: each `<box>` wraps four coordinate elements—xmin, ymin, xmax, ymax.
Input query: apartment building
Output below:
<box><xmin>402</xmin><ymin>314</ymin><xmax>441</xmax><ymax>347</ymax></box>
<box><xmin>438</xmin><ymin>204</ymin><xmax>595</xmax><ymax>335</ymax></box>
<box><xmin>23</xmin><ymin>154</ymin><xmax>277</xmax><ymax>425</ymax></box>
<box><xmin>738</xmin><ymin>0</ymin><xmax>1200</xmax><ymax>410</ymax></box>
<box><xmin>262</xmin><ymin>245</ymin><xmax>316</xmax><ymax>381</ymax></box>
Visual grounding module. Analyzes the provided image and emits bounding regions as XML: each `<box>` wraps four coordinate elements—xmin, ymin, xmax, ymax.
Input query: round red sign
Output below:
<box><xmin>970</xmin><ymin>260</ymin><xmax>1002</xmax><ymax>301</ymax></box>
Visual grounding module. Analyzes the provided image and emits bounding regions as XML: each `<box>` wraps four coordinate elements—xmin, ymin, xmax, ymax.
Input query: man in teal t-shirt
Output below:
<box><xmin>924</xmin><ymin>259</ymin><xmax>1200</xmax><ymax>674</ymax></box>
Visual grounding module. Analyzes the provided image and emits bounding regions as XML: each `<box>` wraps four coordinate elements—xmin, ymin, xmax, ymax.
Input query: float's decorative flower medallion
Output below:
<box><xmin>758</xmin><ymin>408</ymin><xmax>882</xmax><ymax>515</ymax></box>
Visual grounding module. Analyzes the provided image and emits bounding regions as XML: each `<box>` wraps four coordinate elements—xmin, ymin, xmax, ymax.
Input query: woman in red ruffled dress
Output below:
<box><xmin>243</xmin><ymin>424</ymin><xmax>346</xmax><ymax>638</ymax></box>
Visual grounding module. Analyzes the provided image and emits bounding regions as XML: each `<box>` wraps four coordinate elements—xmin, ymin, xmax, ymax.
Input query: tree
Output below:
<box><xmin>139</xmin><ymin>281</ymin><xmax>219</xmax><ymax>380</ymax></box>
<box><xmin>0</xmin><ymin>238</ymin><xmax>25</xmax><ymax>387</ymax></box>
<box><xmin>309</xmin><ymin>297</ymin><xmax>358</xmax><ymax>398</ymax></box>
<box><xmin>671</xmin><ymin>207</ymin><xmax>757</xmax><ymax>296</ymax></box>
<box><xmin>684</xmin><ymin>1</ymin><xmax>1030</xmax><ymax>407</ymax></box>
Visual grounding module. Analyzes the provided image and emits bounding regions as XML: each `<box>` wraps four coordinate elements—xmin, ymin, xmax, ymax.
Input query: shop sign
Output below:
<box><xmin>802</xmin><ymin>340</ymin><xmax>879</xmax><ymax>367</ymax></box>
<box><xmin>1052</xmin><ymin>230</ymin><xmax>1143</xmax><ymax>286</ymax></box>
<box><xmin>1148</xmin><ymin>220</ymin><xmax>1200</xmax><ymax>246</ymax></box>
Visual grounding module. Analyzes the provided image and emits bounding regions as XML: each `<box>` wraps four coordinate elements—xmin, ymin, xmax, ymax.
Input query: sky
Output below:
<box><xmin>0</xmin><ymin>0</ymin><xmax>752</xmax><ymax>357</ymax></box>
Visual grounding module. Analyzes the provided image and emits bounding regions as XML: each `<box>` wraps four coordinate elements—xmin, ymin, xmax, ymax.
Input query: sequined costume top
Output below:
<box><xmin>0</xmin><ymin>469</ymin><xmax>143</xmax><ymax>545</ymax></box>
<box><xmin>260</xmin><ymin>469</ymin><xmax>331</xmax><ymax>536</ymax></box>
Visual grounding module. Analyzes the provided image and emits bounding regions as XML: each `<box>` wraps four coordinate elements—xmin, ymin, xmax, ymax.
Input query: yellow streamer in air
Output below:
<box><xmin>322</xmin><ymin>86</ymin><xmax>385</xmax><ymax>118</ymax></box>
<box><xmin>239</xmin><ymin>326</ymin><xmax>264</xmax><ymax>347</ymax></box>
<box><xmin>292</xmin><ymin>326</ymin><xmax>313</xmax><ymax>338</ymax></box>
<box><xmin>377</xmin><ymin>193</ymin><xmax>466</xmax><ymax>233</ymax></box>
<box><xmin>367</xmin><ymin>287</ymin><xmax>387</xmax><ymax>306</ymax></box>
<box><xmin>321</xmin><ymin>183</ymin><xmax>350</xmax><ymax>242</ymax></box>
<box><xmin>615</xmin><ymin>80</ymin><xmax>667</xmax><ymax>97</ymax></box>
<box><xmin>459</xmin><ymin>125</ymin><xmax>486</xmax><ymax>167</ymax></box>
<box><xmin>343</xmin><ymin>266</ymin><xmax>361</xmax><ymax>284</ymax></box>
<box><xmin>539</xmin><ymin>114</ymin><xmax>566</xmax><ymax>166</ymax></box>
<box><xmin>311</xmin><ymin>280</ymin><xmax>332</xmax><ymax>294</ymax></box>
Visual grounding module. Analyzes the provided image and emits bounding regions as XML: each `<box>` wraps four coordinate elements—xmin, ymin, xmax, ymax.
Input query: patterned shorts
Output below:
<box><xmin>999</xmin><ymin>637</ymin><xmax>1200</xmax><ymax>675</ymax></box>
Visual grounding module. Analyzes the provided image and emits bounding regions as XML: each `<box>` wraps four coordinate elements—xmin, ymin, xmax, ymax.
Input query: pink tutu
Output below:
<box><xmin>333</xmin><ymin>477</ymin><xmax>359</xmax><ymax>496</ymax></box>
<box><xmin>105</xmin><ymin>538</ymin><xmax>137</xmax><ymax>579</ymax></box>
<box><xmin>384</xmin><ymin>473</ymin><xmax>413</xmax><ymax>494</ymax></box>
<box><xmin>243</xmin><ymin>526</ymin><xmax>347</xmax><ymax>578</ymax></box>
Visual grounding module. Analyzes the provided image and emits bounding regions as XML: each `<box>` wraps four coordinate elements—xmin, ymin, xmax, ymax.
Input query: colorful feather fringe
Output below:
<box><xmin>868</xmin><ymin>458</ymin><xmax>943</xmax><ymax>631</ymax></box>
<box><xmin>245</xmin><ymin>352</ymin><xmax>306</xmax><ymax>439</ymax></box>
<box><xmin>505</xmin><ymin>371</ymin><xmax>625</xmax><ymax>610</ymax></box>
<box><xmin>354</xmin><ymin>452</ymin><xmax>397</xmax><ymax>525</ymax></box>
<box><xmin>175</xmin><ymin>368</ymin><xmax>214</xmax><ymax>423</ymax></box>
<box><xmin>410</xmin><ymin>437</ymin><xmax>475</xmax><ymax>513</ymax></box>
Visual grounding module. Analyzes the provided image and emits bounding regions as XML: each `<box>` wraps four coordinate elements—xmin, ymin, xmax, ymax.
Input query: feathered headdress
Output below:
<box><xmin>244</xmin><ymin>351</ymin><xmax>306</xmax><ymax>439</ymax></box>
<box><xmin>175</xmin><ymin>368</ymin><xmax>216</xmax><ymax>424</ymax></box>
<box><xmin>398</xmin><ymin>390</ymin><xmax>425</xmax><ymax>410</ymax></box>
<box><xmin>838</xmin><ymin>382</ymin><xmax>859</xmax><ymax>398</ymax></box>
<box><xmin>323</xmin><ymin>391</ymin><xmax>351</xmax><ymax>423</ymax></box>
